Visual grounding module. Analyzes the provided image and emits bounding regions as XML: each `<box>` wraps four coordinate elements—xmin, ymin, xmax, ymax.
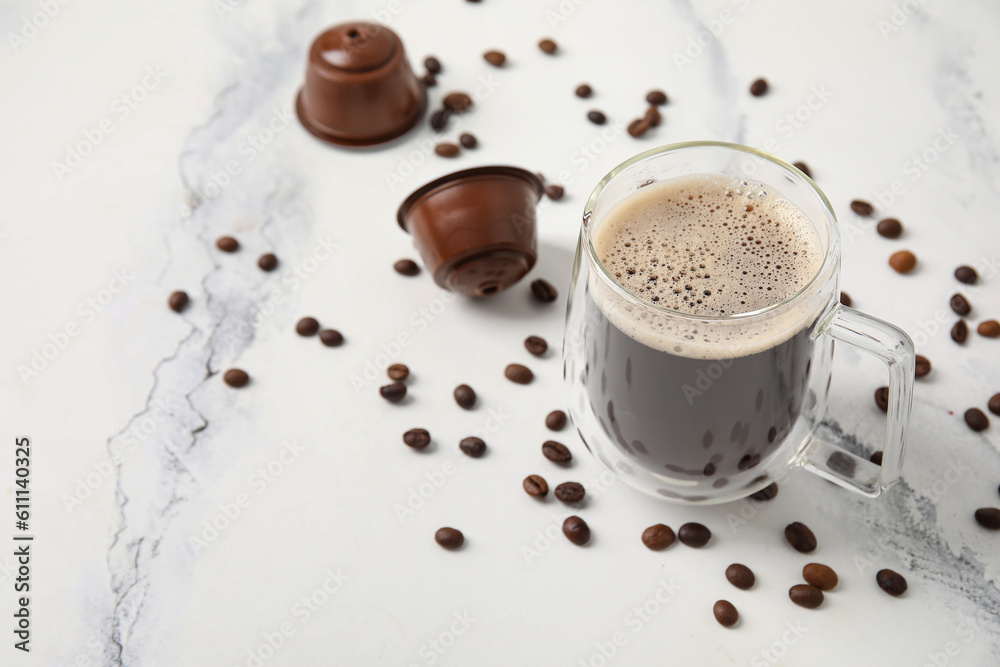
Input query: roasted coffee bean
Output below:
<box><xmin>870</xmin><ymin>450</ymin><xmax>884</xmax><ymax>465</ymax></box>
<box><xmin>587</xmin><ymin>110</ymin><xmax>607</xmax><ymax>125</ymax></box>
<box><xmin>538</xmin><ymin>38</ymin><xmax>557</xmax><ymax>54</ymax></box>
<box><xmin>430</xmin><ymin>108</ymin><xmax>451</xmax><ymax>131</ymax></box>
<box><xmin>223</xmin><ymin>368</ymin><xmax>249</xmax><ymax>388</ymax></box>
<box><xmin>803</xmin><ymin>563</ymin><xmax>839</xmax><ymax>591</ymax></box>
<box><xmin>646</xmin><ymin>89</ymin><xmax>667</xmax><ymax>106</ymax></box>
<box><xmin>459</xmin><ymin>132</ymin><xmax>478</xmax><ymax>149</ymax></box>
<box><xmin>424</xmin><ymin>56</ymin><xmax>442</xmax><ymax>74</ymax></box>
<box><xmin>562</xmin><ymin>516</ymin><xmax>590</xmax><ymax>545</ymax></box>
<box><xmin>952</xmin><ymin>319</ymin><xmax>969</xmax><ymax>343</ymax></box>
<box><xmin>876</xmin><ymin>217</ymin><xmax>903</xmax><ymax>238</ymax></box>
<box><xmin>525</xmin><ymin>335</ymin><xmax>548</xmax><ymax>356</ymax></box>
<box><xmin>989</xmin><ymin>393</ymin><xmax>1000</xmax><ymax>416</ymax></box>
<box><xmin>555</xmin><ymin>481</ymin><xmax>585</xmax><ymax>504</ymax></box>
<box><xmin>974</xmin><ymin>508</ymin><xmax>1000</xmax><ymax>530</ymax></box>
<box><xmin>789</xmin><ymin>584</ymin><xmax>824</xmax><ymax>608</ymax></box>
<box><xmin>644</xmin><ymin>105</ymin><xmax>662</xmax><ymax>127</ymax></box>
<box><xmin>915</xmin><ymin>355</ymin><xmax>931</xmax><ymax>377</ymax></box>
<box><xmin>319</xmin><ymin>329</ymin><xmax>343</xmax><ymax>347</ymax></box>
<box><xmin>964</xmin><ymin>408</ymin><xmax>989</xmax><ymax>432</ymax></box>
<box><xmin>435</xmin><ymin>527</ymin><xmax>464</xmax><ymax>549</ymax></box>
<box><xmin>387</xmin><ymin>364</ymin><xmax>409</xmax><ymax>381</ymax></box>
<box><xmin>575</xmin><ymin>83</ymin><xmax>593</xmax><ymax>98</ymax></box>
<box><xmin>258</xmin><ymin>253</ymin><xmax>278</xmax><ymax>271</ymax></box>
<box><xmin>545</xmin><ymin>409</ymin><xmax>567</xmax><ymax>431</ymax></box>
<box><xmin>784</xmin><ymin>522</ymin><xmax>817</xmax><ymax>553</ymax></box>
<box><xmin>750</xmin><ymin>482</ymin><xmax>779</xmax><ymax>501</ymax></box>
<box><xmin>544</xmin><ymin>184</ymin><xmax>564</xmax><ymax>200</ymax></box>
<box><xmin>542</xmin><ymin>440</ymin><xmax>572</xmax><ymax>464</ymax></box>
<box><xmin>875</xmin><ymin>386</ymin><xmax>889</xmax><ymax>412</ymax></box>
<box><xmin>483</xmin><ymin>50</ymin><xmax>506</xmax><ymax>67</ymax></box>
<box><xmin>889</xmin><ymin>250</ymin><xmax>917</xmax><ymax>274</ymax></box>
<box><xmin>713</xmin><ymin>600</ymin><xmax>739</xmax><ymax>627</ymax></box>
<box><xmin>531</xmin><ymin>279</ymin><xmax>558</xmax><ymax>303</ymax></box>
<box><xmin>394</xmin><ymin>258</ymin><xmax>421</xmax><ymax>276</ymax></box>
<box><xmin>850</xmin><ymin>199</ymin><xmax>875</xmax><ymax>217</ymax></box>
<box><xmin>793</xmin><ymin>161</ymin><xmax>812</xmax><ymax>178</ymax></box>
<box><xmin>954</xmin><ymin>265</ymin><xmax>978</xmax><ymax>284</ymax></box>
<box><xmin>216</xmin><ymin>236</ymin><xmax>239</xmax><ymax>252</ymax></box>
<box><xmin>443</xmin><ymin>92</ymin><xmax>473</xmax><ymax>112</ymax></box>
<box><xmin>454</xmin><ymin>384</ymin><xmax>477</xmax><ymax>409</ymax></box>
<box><xmin>876</xmin><ymin>569</ymin><xmax>907</xmax><ymax>596</ymax></box>
<box><xmin>505</xmin><ymin>363</ymin><xmax>533</xmax><ymax>384</ymax></box>
<box><xmin>840</xmin><ymin>291</ymin><xmax>852</xmax><ymax>307</ymax></box>
<box><xmin>403</xmin><ymin>428</ymin><xmax>431</xmax><ymax>449</ymax></box>
<box><xmin>725</xmin><ymin>563</ymin><xmax>755</xmax><ymax>590</ymax></box>
<box><xmin>459</xmin><ymin>436</ymin><xmax>486</xmax><ymax>458</ymax></box>
<box><xmin>523</xmin><ymin>474</ymin><xmax>548</xmax><ymax>498</ymax></box>
<box><xmin>641</xmin><ymin>524</ymin><xmax>675</xmax><ymax>550</ymax></box>
<box><xmin>627</xmin><ymin>118</ymin><xmax>651</xmax><ymax>138</ymax></box>
<box><xmin>678</xmin><ymin>522</ymin><xmax>711</xmax><ymax>548</ymax></box>
<box><xmin>435</xmin><ymin>142</ymin><xmax>460</xmax><ymax>158</ymax></box>
<box><xmin>422</xmin><ymin>73</ymin><xmax>437</xmax><ymax>87</ymax></box>
<box><xmin>749</xmin><ymin>78</ymin><xmax>769</xmax><ymax>96</ymax></box>
<box><xmin>168</xmin><ymin>290</ymin><xmax>189</xmax><ymax>313</ymax></box>
<box><xmin>379</xmin><ymin>382</ymin><xmax>406</xmax><ymax>403</ymax></box>
<box><xmin>950</xmin><ymin>293</ymin><xmax>971</xmax><ymax>316</ymax></box>
<box><xmin>979</xmin><ymin>320</ymin><xmax>1000</xmax><ymax>338</ymax></box>
<box><xmin>295</xmin><ymin>317</ymin><xmax>320</xmax><ymax>337</ymax></box>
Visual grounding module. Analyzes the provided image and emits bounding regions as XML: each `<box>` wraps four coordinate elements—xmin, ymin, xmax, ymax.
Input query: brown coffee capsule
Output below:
<box><xmin>397</xmin><ymin>166</ymin><xmax>543</xmax><ymax>298</ymax></box>
<box><xmin>296</xmin><ymin>22</ymin><xmax>427</xmax><ymax>147</ymax></box>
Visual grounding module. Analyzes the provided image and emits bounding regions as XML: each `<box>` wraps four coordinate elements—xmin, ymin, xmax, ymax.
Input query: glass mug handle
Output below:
<box><xmin>800</xmin><ymin>304</ymin><xmax>915</xmax><ymax>497</ymax></box>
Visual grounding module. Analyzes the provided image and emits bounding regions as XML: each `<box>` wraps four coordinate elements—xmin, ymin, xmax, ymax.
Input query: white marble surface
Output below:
<box><xmin>2</xmin><ymin>0</ymin><xmax>1000</xmax><ymax>664</ymax></box>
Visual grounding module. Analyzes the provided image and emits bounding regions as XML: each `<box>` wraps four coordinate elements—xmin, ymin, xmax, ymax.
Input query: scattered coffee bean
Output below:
<box><xmin>505</xmin><ymin>364</ymin><xmax>534</xmax><ymax>384</ymax></box>
<box><xmin>387</xmin><ymin>364</ymin><xmax>409</xmax><ymax>381</ymax></box>
<box><xmin>678</xmin><ymin>522</ymin><xmax>711</xmax><ymax>548</ymax></box>
<box><xmin>803</xmin><ymin>563</ymin><xmax>838</xmax><ymax>591</ymax></box>
<box><xmin>394</xmin><ymin>258</ymin><xmax>421</xmax><ymax>276</ymax></box>
<box><xmin>430</xmin><ymin>108</ymin><xmax>451</xmax><ymax>131</ymax></box>
<box><xmin>454</xmin><ymin>384</ymin><xmax>477</xmax><ymax>409</ymax></box>
<box><xmin>875</xmin><ymin>386</ymin><xmax>889</xmax><ymax>412</ymax></box>
<box><xmin>964</xmin><ymin>408</ymin><xmax>989</xmax><ymax>432</ymax></box>
<box><xmin>889</xmin><ymin>250</ymin><xmax>917</xmax><ymax>274</ymax></box>
<box><xmin>952</xmin><ymin>320</ymin><xmax>968</xmax><ymax>343</ymax></box>
<box><xmin>531</xmin><ymin>278</ymin><xmax>558</xmax><ymax>303</ymax></box>
<box><xmin>646</xmin><ymin>89</ymin><xmax>667</xmax><ymax>106</ymax></box>
<box><xmin>483</xmin><ymin>50</ymin><xmax>506</xmax><ymax>67</ymax></box>
<box><xmin>871</xmin><ymin>450</ymin><xmax>884</xmax><ymax>465</ymax></box>
<box><xmin>562</xmin><ymin>516</ymin><xmax>591</xmax><ymax>545</ymax></box>
<box><xmin>750</xmin><ymin>482</ymin><xmax>779</xmax><ymax>501</ymax></box>
<box><xmin>979</xmin><ymin>320</ymin><xmax>1000</xmax><ymax>338</ymax></box>
<box><xmin>713</xmin><ymin>600</ymin><xmax>739</xmax><ymax>627</ymax></box>
<box><xmin>950</xmin><ymin>294</ymin><xmax>971</xmax><ymax>316</ymax></box>
<box><xmin>424</xmin><ymin>56</ymin><xmax>442</xmax><ymax>74</ymax></box>
<box><xmin>789</xmin><ymin>584</ymin><xmax>824</xmax><ymax>608</ymax></box>
<box><xmin>523</xmin><ymin>475</ymin><xmax>548</xmax><ymax>498</ymax></box>
<box><xmin>403</xmin><ymin>428</ymin><xmax>431</xmax><ymax>449</ymax></box>
<box><xmin>459</xmin><ymin>132</ymin><xmax>478</xmax><ymax>149</ymax></box>
<box><xmin>435</xmin><ymin>527</ymin><xmax>464</xmax><ymax>549</ymax></box>
<box><xmin>295</xmin><ymin>317</ymin><xmax>320</xmax><ymax>337</ymax></box>
<box><xmin>954</xmin><ymin>265</ymin><xmax>978</xmax><ymax>284</ymax></box>
<box><xmin>587</xmin><ymin>110</ymin><xmax>607</xmax><ymax>125</ymax></box>
<box><xmin>168</xmin><ymin>290</ymin><xmax>189</xmax><ymax>313</ymax></box>
<box><xmin>875</xmin><ymin>569</ymin><xmax>907</xmax><ymax>596</ymax></box>
<box><xmin>641</xmin><ymin>524</ymin><xmax>675</xmax><ymax>550</ymax></box>
<box><xmin>545</xmin><ymin>410</ymin><xmax>567</xmax><ymax>431</ymax></box>
<box><xmin>850</xmin><ymin>199</ymin><xmax>875</xmax><ymax>217</ymax></box>
<box><xmin>627</xmin><ymin>118</ymin><xmax>651</xmax><ymax>138</ymax></box>
<box><xmin>544</xmin><ymin>184</ymin><xmax>564</xmax><ymax>200</ymax></box>
<box><xmin>749</xmin><ymin>78</ymin><xmax>769</xmax><ymax>96</ymax></box>
<box><xmin>725</xmin><ymin>563</ymin><xmax>755</xmax><ymax>590</ymax></box>
<box><xmin>876</xmin><ymin>217</ymin><xmax>903</xmax><ymax>238</ymax></box>
<box><xmin>988</xmin><ymin>392</ymin><xmax>1000</xmax><ymax>416</ymax></box>
<box><xmin>379</xmin><ymin>382</ymin><xmax>406</xmax><ymax>403</ymax></box>
<box><xmin>644</xmin><ymin>105</ymin><xmax>662</xmax><ymax>127</ymax></box>
<box><xmin>258</xmin><ymin>253</ymin><xmax>278</xmax><ymax>272</ymax></box>
<box><xmin>459</xmin><ymin>436</ymin><xmax>486</xmax><ymax>458</ymax></box>
<box><xmin>542</xmin><ymin>440</ymin><xmax>572</xmax><ymax>464</ymax></box>
<box><xmin>538</xmin><ymin>38</ymin><xmax>557</xmax><ymax>54</ymax></box>
<box><xmin>525</xmin><ymin>335</ymin><xmax>548</xmax><ymax>356</ymax></box>
<box><xmin>974</xmin><ymin>508</ymin><xmax>1000</xmax><ymax>530</ymax></box>
<box><xmin>575</xmin><ymin>83</ymin><xmax>593</xmax><ymax>98</ymax></box>
<box><xmin>840</xmin><ymin>291</ymin><xmax>852</xmax><ymax>307</ymax></box>
<box><xmin>319</xmin><ymin>329</ymin><xmax>343</xmax><ymax>347</ymax></box>
<box><xmin>216</xmin><ymin>236</ymin><xmax>239</xmax><ymax>252</ymax></box>
<box><xmin>915</xmin><ymin>355</ymin><xmax>931</xmax><ymax>377</ymax></box>
<box><xmin>793</xmin><ymin>161</ymin><xmax>812</xmax><ymax>178</ymax></box>
<box><xmin>421</xmin><ymin>73</ymin><xmax>437</xmax><ymax>87</ymax></box>
<box><xmin>555</xmin><ymin>481</ymin><xmax>585</xmax><ymax>504</ymax></box>
<box><xmin>784</xmin><ymin>522</ymin><xmax>817</xmax><ymax>553</ymax></box>
<box><xmin>443</xmin><ymin>92</ymin><xmax>473</xmax><ymax>113</ymax></box>
<box><xmin>435</xmin><ymin>142</ymin><xmax>460</xmax><ymax>158</ymax></box>
<box><xmin>223</xmin><ymin>368</ymin><xmax>249</xmax><ymax>388</ymax></box>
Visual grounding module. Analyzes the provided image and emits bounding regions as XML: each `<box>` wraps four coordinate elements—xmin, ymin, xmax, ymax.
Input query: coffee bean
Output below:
<box><xmin>988</xmin><ymin>393</ymin><xmax>1000</xmax><ymax>416</ymax></box>
<box><xmin>964</xmin><ymin>408</ymin><xmax>989</xmax><ymax>432</ymax></box>
<box><xmin>749</xmin><ymin>482</ymin><xmax>779</xmax><ymax>501</ymax></box>
<box><xmin>542</xmin><ymin>440</ymin><xmax>572</xmax><ymax>464</ymax></box>
<box><xmin>587</xmin><ymin>110</ymin><xmax>607</xmax><ymax>125</ymax></box>
<box><xmin>505</xmin><ymin>363</ymin><xmax>534</xmax><ymax>384</ymax></box>
<box><xmin>784</xmin><ymin>522</ymin><xmax>817</xmax><ymax>553</ymax></box>
<box><xmin>749</xmin><ymin>78</ymin><xmax>769</xmax><ymax>96</ymax></box>
<box><xmin>216</xmin><ymin>236</ymin><xmax>239</xmax><ymax>252</ymax></box>
<box><xmin>954</xmin><ymin>265</ymin><xmax>978</xmax><ymax>284</ymax></box>
<box><xmin>627</xmin><ymin>118</ymin><xmax>651</xmax><ymax>138</ymax></box>
<box><xmin>544</xmin><ymin>184</ymin><xmax>564</xmax><ymax>200</ymax></box>
<box><xmin>168</xmin><ymin>290</ymin><xmax>189</xmax><ymax>313</ymax></box>
<box><xmin>871</xmin><ymin>450</ymin><xmax>884</xmax><ymax>465</ymax></box>
<box><xmin>394</xmin><ymin>259</ymin><xmax>420</xmax><ymax>276</ymax></box>
<box><xmin>443</xmin><ymin>92</ymin><xmax>473</xmax><ymax>113</ymax></box>
<box><xmin>979</xmin><ymin>320</ymin><xmax>1000</xmax><ymax>338</ymax></box>
<box><xmin>850</xmin><ymin>199</ymin><xmax>875</xmax><ymax>217</ymax></box>
<box><xmin>562</xmin><ymin>516</ymin><xmax>590</xmax><ymax>545</ymax></box>
<box><xmin>803</xmin><ymin>563</ymin><xmax>838</xmax><ymax>591</ymax></box>
<box><xmin>319</xmin><ymin>329</ymin><xmax>343</xmax><ymax>347</ymax></box>
<box><xmin>379</xmin><ymin>382</ymin><xmax>406</xmax><ymax>403</ymax></box>
<box><xmin>545</xmin><ymin>409</ymin><xmax>567</xmax><ymax>431</ymax></box>
<box><xmin>793</xmin><ymin>161</ymin><xmax>812</xmax><ymax>178</ymax></box>
<box><xmin>646</xmin><ymin>90</ymin><xmax>668</xmax><ymax>106</ymax></box>
<box><xmin>538</xmin><ymin>38</ymin><xmax>557</xmax><ymax>54</ymax></box>
<box><xmin>531</xmin><ymin>278</ymin><xmax>558</xmax><ymax>303</ymax></box>
<box><xmin>223</xmin><ymin>368</ymin><xmax>249</xmax><ymax>388</ymax></box>
<box><xmin>915</xmin><ymin>355</ymin><xmax>931</xmax><ymax>377</ymax></box>
<box><xmin>403</xmin><ymin>428</ymin><xmax>431</xmax><ymax>449</ymax></box>
<box><xmin>295</xmin><ymin>317</ymin><xmax>320</xmax><ymax>337</ymax></box>
<box><xmin>435</xmin><ymin>142</ymin><xmax>460</xmax><ymax>158</ymax></box>
<box><xmin>525</xmin><ymin>335</ymin><xmax>548</xmax><ymax>356</ymax></box>
<box><xmin>840</xmin><ymin>291</ymin><xmax>852</xmax><ymax>307</ymax></box>
<box><xmin>641</xmin><ymin>524</ymin><xmax>675</xmax><ymax>550</ymax></box>
<box><xmin>952</xmin><ymin>320</ymin><xmax>968</xmax><ymax>343</ymax></box>
<box><xmin>555</xmin><ymin>481</ymin><xmax>585</xmax><ymax>503</ymax></box>
<box><xmin>789</xmin><ymin>584</ymin><xmax>824</xmax><ymax>608</ymax></box>
<box><xmin>459</xmin><ymin>132</ymin><xmax>478</xmax><ymax>149</ymax></box>
<box><xmin>424</xmin><ymin>56</ymin><xmax>442</xmax><ymax>74</ymax></box>
<box><xmin>387</xmin><ymin>364</ymin><xmax>409</xmax><ymax>381</ymax></box>
<box><xmin>974</xmin><ymin>507</ymin><xmax>1000</xmax><ymax>529</ymax></box>
<box><xmin>483</xmin><ymin>50</ymin><xmax>506</xmax><ymax>67</ymax></box>
<box><xmin>421</xmin><ymin>73</ymin><xmax>437</xmax><ymax>87</ymax></box>
<box><xmin>725</xmin><ymin>563</ymin><xmax>755</xmax><ymax>590</ymax></box>
<box><xmin>454</xmin><ymin>384</ymin><xmax>477</xmax><ymax>410</ymax></box>
<box><xmin>523</xmin><ymin>474</ymin><xmax>548</xmax><ymax>498</ymax></box>
<box><xmin>430</xmin><ymin>108</ymin><xmax>451</xmax><ymax>131</ymax></box>
<box><xmin>258</xmin><ymin>253</ymin><xmax>278</xmax><ymax>271</ymax></box>
<box><xmin>875</xmin><ymin>569</ymin><xmax>907</xmax><ymax>596</ymax></box>
<box><xmin>875</xmin><ymin>386</ymin><xmax>889</xmax><ymax>412</ymax></box>
<box><xmin>876</xmin><ymin>217</ymin><xmax>903</xmax><ymax>238</ymax></box>
<box><xmin>950</xmin><ymin>293</ymin><xmax>971</xmax><ymax>316</ymax></box>
<box><xmin>889</xmin><ymin>250</ymin><xmax>917</xmax><ymax>274</ymax></box>
<box><xmin>575</xmin><ymin>83</ymin><xmax>592</xmax><ymax>98</ymax></box>
<box><xmin>644</xmin><ymin>105</ymin><xmax>662</xmax><ymax>127</ymax></box>
<box><xmin>435</xmin><ymin>527</ymin><xmax>464</xmax><ymax>549</ymax></box>
<box><xmin>678</xmin><ymin>522</ymin><xmax>711</xmax><ymax>548</ymax></box>
<box><xmin>712</xmin><ymin>600</ymin><xmax>739</xmax><ymax>627</ymax></box>
<box><xmin>459</xmin><ymin>436</ymin><xmax>486</xmax><ymax>458</ymax></box>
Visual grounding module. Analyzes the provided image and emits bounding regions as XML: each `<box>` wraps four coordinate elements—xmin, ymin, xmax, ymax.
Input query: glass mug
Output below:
<box><xmin>563</xmin><ymin>142</ymin><xmax>915</xmax><ymax>504</ymax></box>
